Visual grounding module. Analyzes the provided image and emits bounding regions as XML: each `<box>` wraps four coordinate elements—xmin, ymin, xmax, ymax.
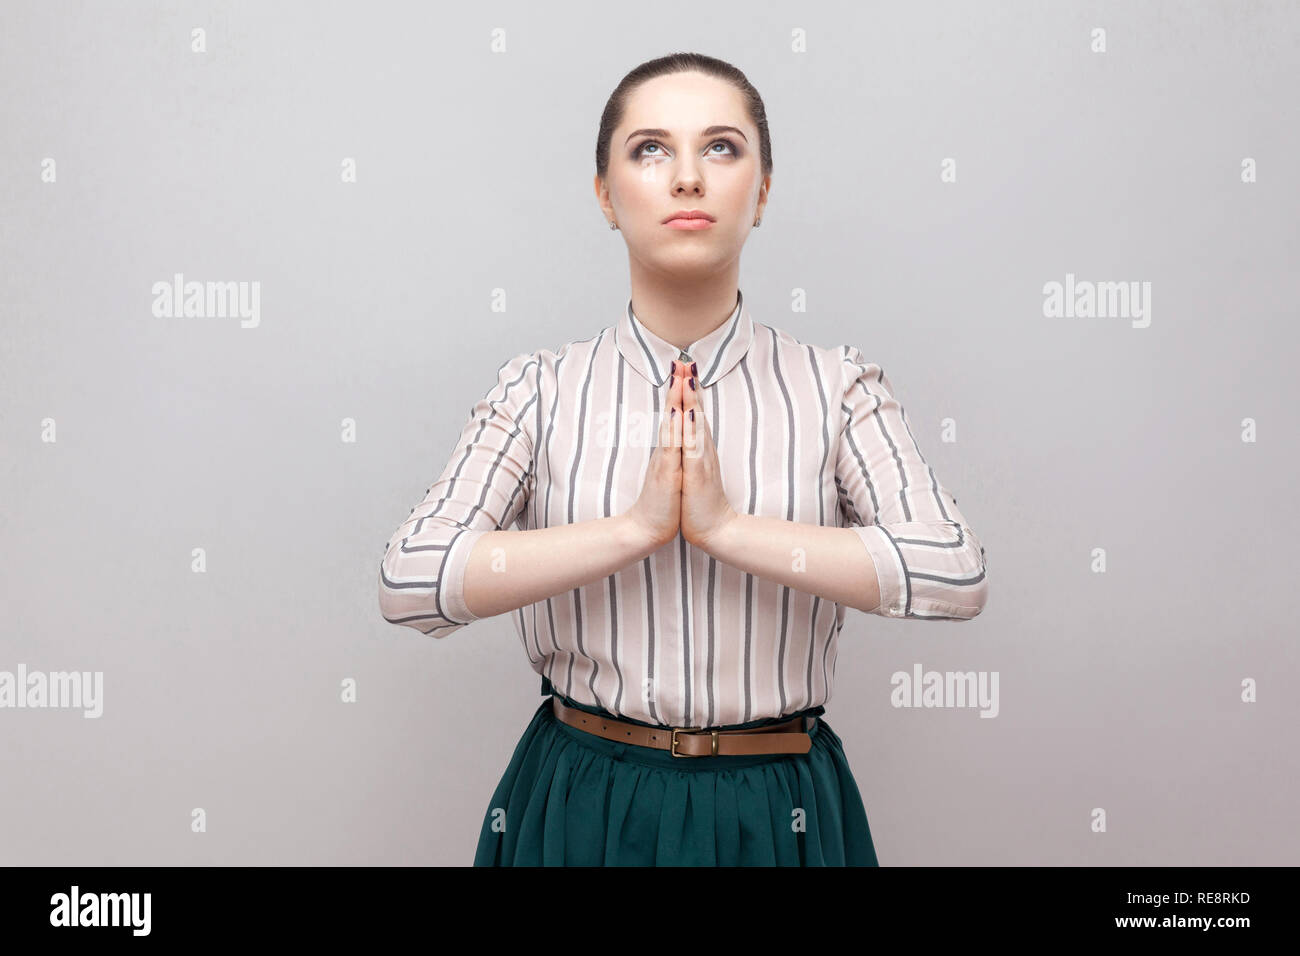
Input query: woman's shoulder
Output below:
<box><xmin>498</xmin><ymin>323</ymin><xmax>615</xmax><ymax>375</ymax></box>
<box><xmin>754</xmin><ymin>319</ymin><xmax>879</xmax><ymax>388</ymax></box>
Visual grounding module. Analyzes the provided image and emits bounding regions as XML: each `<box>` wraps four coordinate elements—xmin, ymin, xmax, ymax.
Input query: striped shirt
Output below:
<box><xmin>379</xmin><ymin>289</ymin><xmax>988</xmax><ymax>728</ymax></box>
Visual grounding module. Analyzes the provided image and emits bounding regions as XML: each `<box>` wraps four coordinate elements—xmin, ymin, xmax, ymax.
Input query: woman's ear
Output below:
<box><xmin>754</xmin><ymin>174</ymin><xmax>772</xmax><ymax>223</ymax></box>
<box><xmin>593</xmin><ymin>174</ymin><xmax>612</xmax><ymax>220</ymax></box>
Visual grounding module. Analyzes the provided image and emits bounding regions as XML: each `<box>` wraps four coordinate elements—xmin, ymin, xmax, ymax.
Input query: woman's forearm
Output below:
<box><xmin>462</xmin><ymin>515</ymin><xmax>660</xmax><ymax>619</ymax></box>
<box><xmin>700</xmin><ymin>514</ymin><xmax>883</xmax><ymax>614</ymax></box>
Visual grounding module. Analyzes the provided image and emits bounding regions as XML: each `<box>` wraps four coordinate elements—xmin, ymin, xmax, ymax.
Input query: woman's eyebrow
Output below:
<box><xmin>624</xmin><ymin>125</ymin><xmax>749</xmax><ymax>145</ymax></box>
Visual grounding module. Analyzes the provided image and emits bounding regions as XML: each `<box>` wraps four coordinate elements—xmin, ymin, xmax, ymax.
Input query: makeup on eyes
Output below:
<box><xmin>630</xmin><ymin>138</ymin><xmax>740</xmax><ymax>161</ymax></box>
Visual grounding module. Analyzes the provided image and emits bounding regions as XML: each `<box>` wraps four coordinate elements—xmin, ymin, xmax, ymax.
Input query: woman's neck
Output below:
<box><xmin>626</xmin><ymin>268</ymin><xmax>741</xmax><ymax>351</ymax></box>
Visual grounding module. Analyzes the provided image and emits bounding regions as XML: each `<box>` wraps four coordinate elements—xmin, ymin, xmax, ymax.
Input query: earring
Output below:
<box><xmin>609</xmin><ymin>221</ymin><xmax>618</xmax><ymax>230</ymax></box>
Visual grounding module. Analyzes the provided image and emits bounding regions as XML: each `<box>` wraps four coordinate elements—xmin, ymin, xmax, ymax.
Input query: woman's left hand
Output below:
<box><xmin>677</xmin><ymin>361</ymin><xmax>739</xmax><ymax>552</ymax></box>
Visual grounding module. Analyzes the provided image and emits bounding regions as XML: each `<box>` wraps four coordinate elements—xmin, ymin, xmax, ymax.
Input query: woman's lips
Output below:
<box><xmin>664</xmin><ymin>218</ymin><xmax>715</xmax><ymax>230</ymax></box>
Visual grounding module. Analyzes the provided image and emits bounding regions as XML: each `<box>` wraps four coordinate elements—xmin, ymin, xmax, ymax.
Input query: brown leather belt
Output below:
<box><xmin>551</xmin><ymin>695</ymin><xmax>814</xmax><ymax>757</ymax></box>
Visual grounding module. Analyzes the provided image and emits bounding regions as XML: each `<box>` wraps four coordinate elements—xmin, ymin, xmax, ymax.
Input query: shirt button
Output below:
<box><xmin>678</xmin><ymin>349</ymin><xmax>691</xmax><ymax>362</ymax></box>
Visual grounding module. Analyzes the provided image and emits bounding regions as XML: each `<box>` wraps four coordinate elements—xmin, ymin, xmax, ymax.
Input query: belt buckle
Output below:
<box><xmin>671</xmin><ymin>726</ymin><xmax>719</xmax><ymax>757</ymax></box>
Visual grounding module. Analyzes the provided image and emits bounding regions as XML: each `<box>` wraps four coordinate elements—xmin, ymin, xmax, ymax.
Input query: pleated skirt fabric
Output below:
<box><xmin>473</xmin><ymin>690</ymin><xmax>879</xmax><ymax>866</ymax></box>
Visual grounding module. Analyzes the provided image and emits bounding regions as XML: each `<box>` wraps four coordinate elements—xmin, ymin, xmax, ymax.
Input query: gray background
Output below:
<box><xmin>2</xmin><ymin>0</ymin><xmax>1296</xmax><ymax>865</ymax></box>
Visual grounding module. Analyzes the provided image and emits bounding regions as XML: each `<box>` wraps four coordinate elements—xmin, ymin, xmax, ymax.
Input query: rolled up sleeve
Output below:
<box><xmin>835</xmin><ymin>347</ymin><xmax>988</xmax><ymax>620</ymax></box>
<box><xmin>378</xmin><ymin>351</ymin><xmax>539</xmax><ymax>636</ymax></box>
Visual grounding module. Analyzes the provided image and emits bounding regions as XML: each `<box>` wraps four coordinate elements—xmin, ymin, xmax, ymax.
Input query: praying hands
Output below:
<box><xmin>623</xmin><ymin>359</ymin><xmax>886</xmax><ymax>614</ymax></box>
<box><xmin>624</xmin><ymin>358</ymin><xmax>739</xmax><ymax>552</ymax></box>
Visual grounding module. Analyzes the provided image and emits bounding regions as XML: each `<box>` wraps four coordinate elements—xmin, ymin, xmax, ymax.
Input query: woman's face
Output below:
<box><xmin>597</xmin><ymin>71</ymin><xmax>769</xmax><ymax>278</ymax></box>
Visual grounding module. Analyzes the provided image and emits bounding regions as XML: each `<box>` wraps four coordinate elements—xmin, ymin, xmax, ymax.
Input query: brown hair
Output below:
<box><xmin>595</xmin><ymin>52</ymin><xmax>773</xmax><ymax>183</ymax></box>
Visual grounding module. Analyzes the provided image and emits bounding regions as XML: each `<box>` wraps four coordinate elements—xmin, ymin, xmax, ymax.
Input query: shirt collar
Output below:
<box><xmin>615</xmin><ymin>288</ymin><xmax>753</xmax><ymax>388</ymax></box>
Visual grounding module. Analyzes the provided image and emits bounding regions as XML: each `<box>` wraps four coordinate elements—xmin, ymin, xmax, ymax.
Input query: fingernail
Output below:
<box><xmin>688</xmin><ymin>377</ymin><xmax>695</xmax><ymax>390</ymax></box>
<box><xmin>670</xmin><ymin>360</ymin><xmax>676</xmax><ymax>376</ymax></box>
<box><xmin>689</xmin><ymin>408</ymin><xmax>694</xmax><ymax>421</ymax></box>
<box><xmin>670</xmin><ymin>406</ymin><xmax>676</xmax><ymax>416</ymax></box>
<box><xmin>691</xmin><ymin>362</ymin><xmax>698</xmax><ymax>377</ymax></box>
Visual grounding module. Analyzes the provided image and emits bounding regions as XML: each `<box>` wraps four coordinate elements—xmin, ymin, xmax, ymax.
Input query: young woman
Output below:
<box><xmin>379</xmin><ymin>52</ymin><xmax>989</xmax><ymax>866</ymax></box>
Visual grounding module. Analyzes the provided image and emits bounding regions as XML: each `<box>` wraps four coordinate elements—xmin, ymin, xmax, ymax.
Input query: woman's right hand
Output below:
<box><xmin>623</xmin><ymin>362</ymin><xmax>685</xmax><ymax>551</ymax></box>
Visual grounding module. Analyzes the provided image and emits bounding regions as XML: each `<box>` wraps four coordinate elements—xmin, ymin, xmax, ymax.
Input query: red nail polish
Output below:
<box><xmin>691</xmin><ymin>362</ymin><xmax>698</xmax><ymax>377</ymax></box>
<box><xmin>689</xmin><ymin>408</ymin><xmax>694</xmax><ymax>421</ymax></box>
<box><xmin>670</xmin><ymin>360</ymin><xmax>676</xmax><ymax>376</ymax></box>
<box><xmin>670</xmin><ymin>407</ymin><xmax>676</xmax><ymax>416</ymax></box>
<box><xmin>689</xmin><ymin>377</ymin><xmax>696</xmax><ymax>390</ymax></box>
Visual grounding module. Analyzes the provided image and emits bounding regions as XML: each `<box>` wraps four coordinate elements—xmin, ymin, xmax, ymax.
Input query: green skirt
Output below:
<box><xmin>473</xmin><ymin>685</ymin><xmax>879</xmax><ymax>866</ymax></box>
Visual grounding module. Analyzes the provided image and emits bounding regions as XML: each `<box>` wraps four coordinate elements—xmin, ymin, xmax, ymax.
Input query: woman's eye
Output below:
<box><xmin>633</xmin><ymin>139</ymin><xmax>737</xmax><ymax>160</ymax></box>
